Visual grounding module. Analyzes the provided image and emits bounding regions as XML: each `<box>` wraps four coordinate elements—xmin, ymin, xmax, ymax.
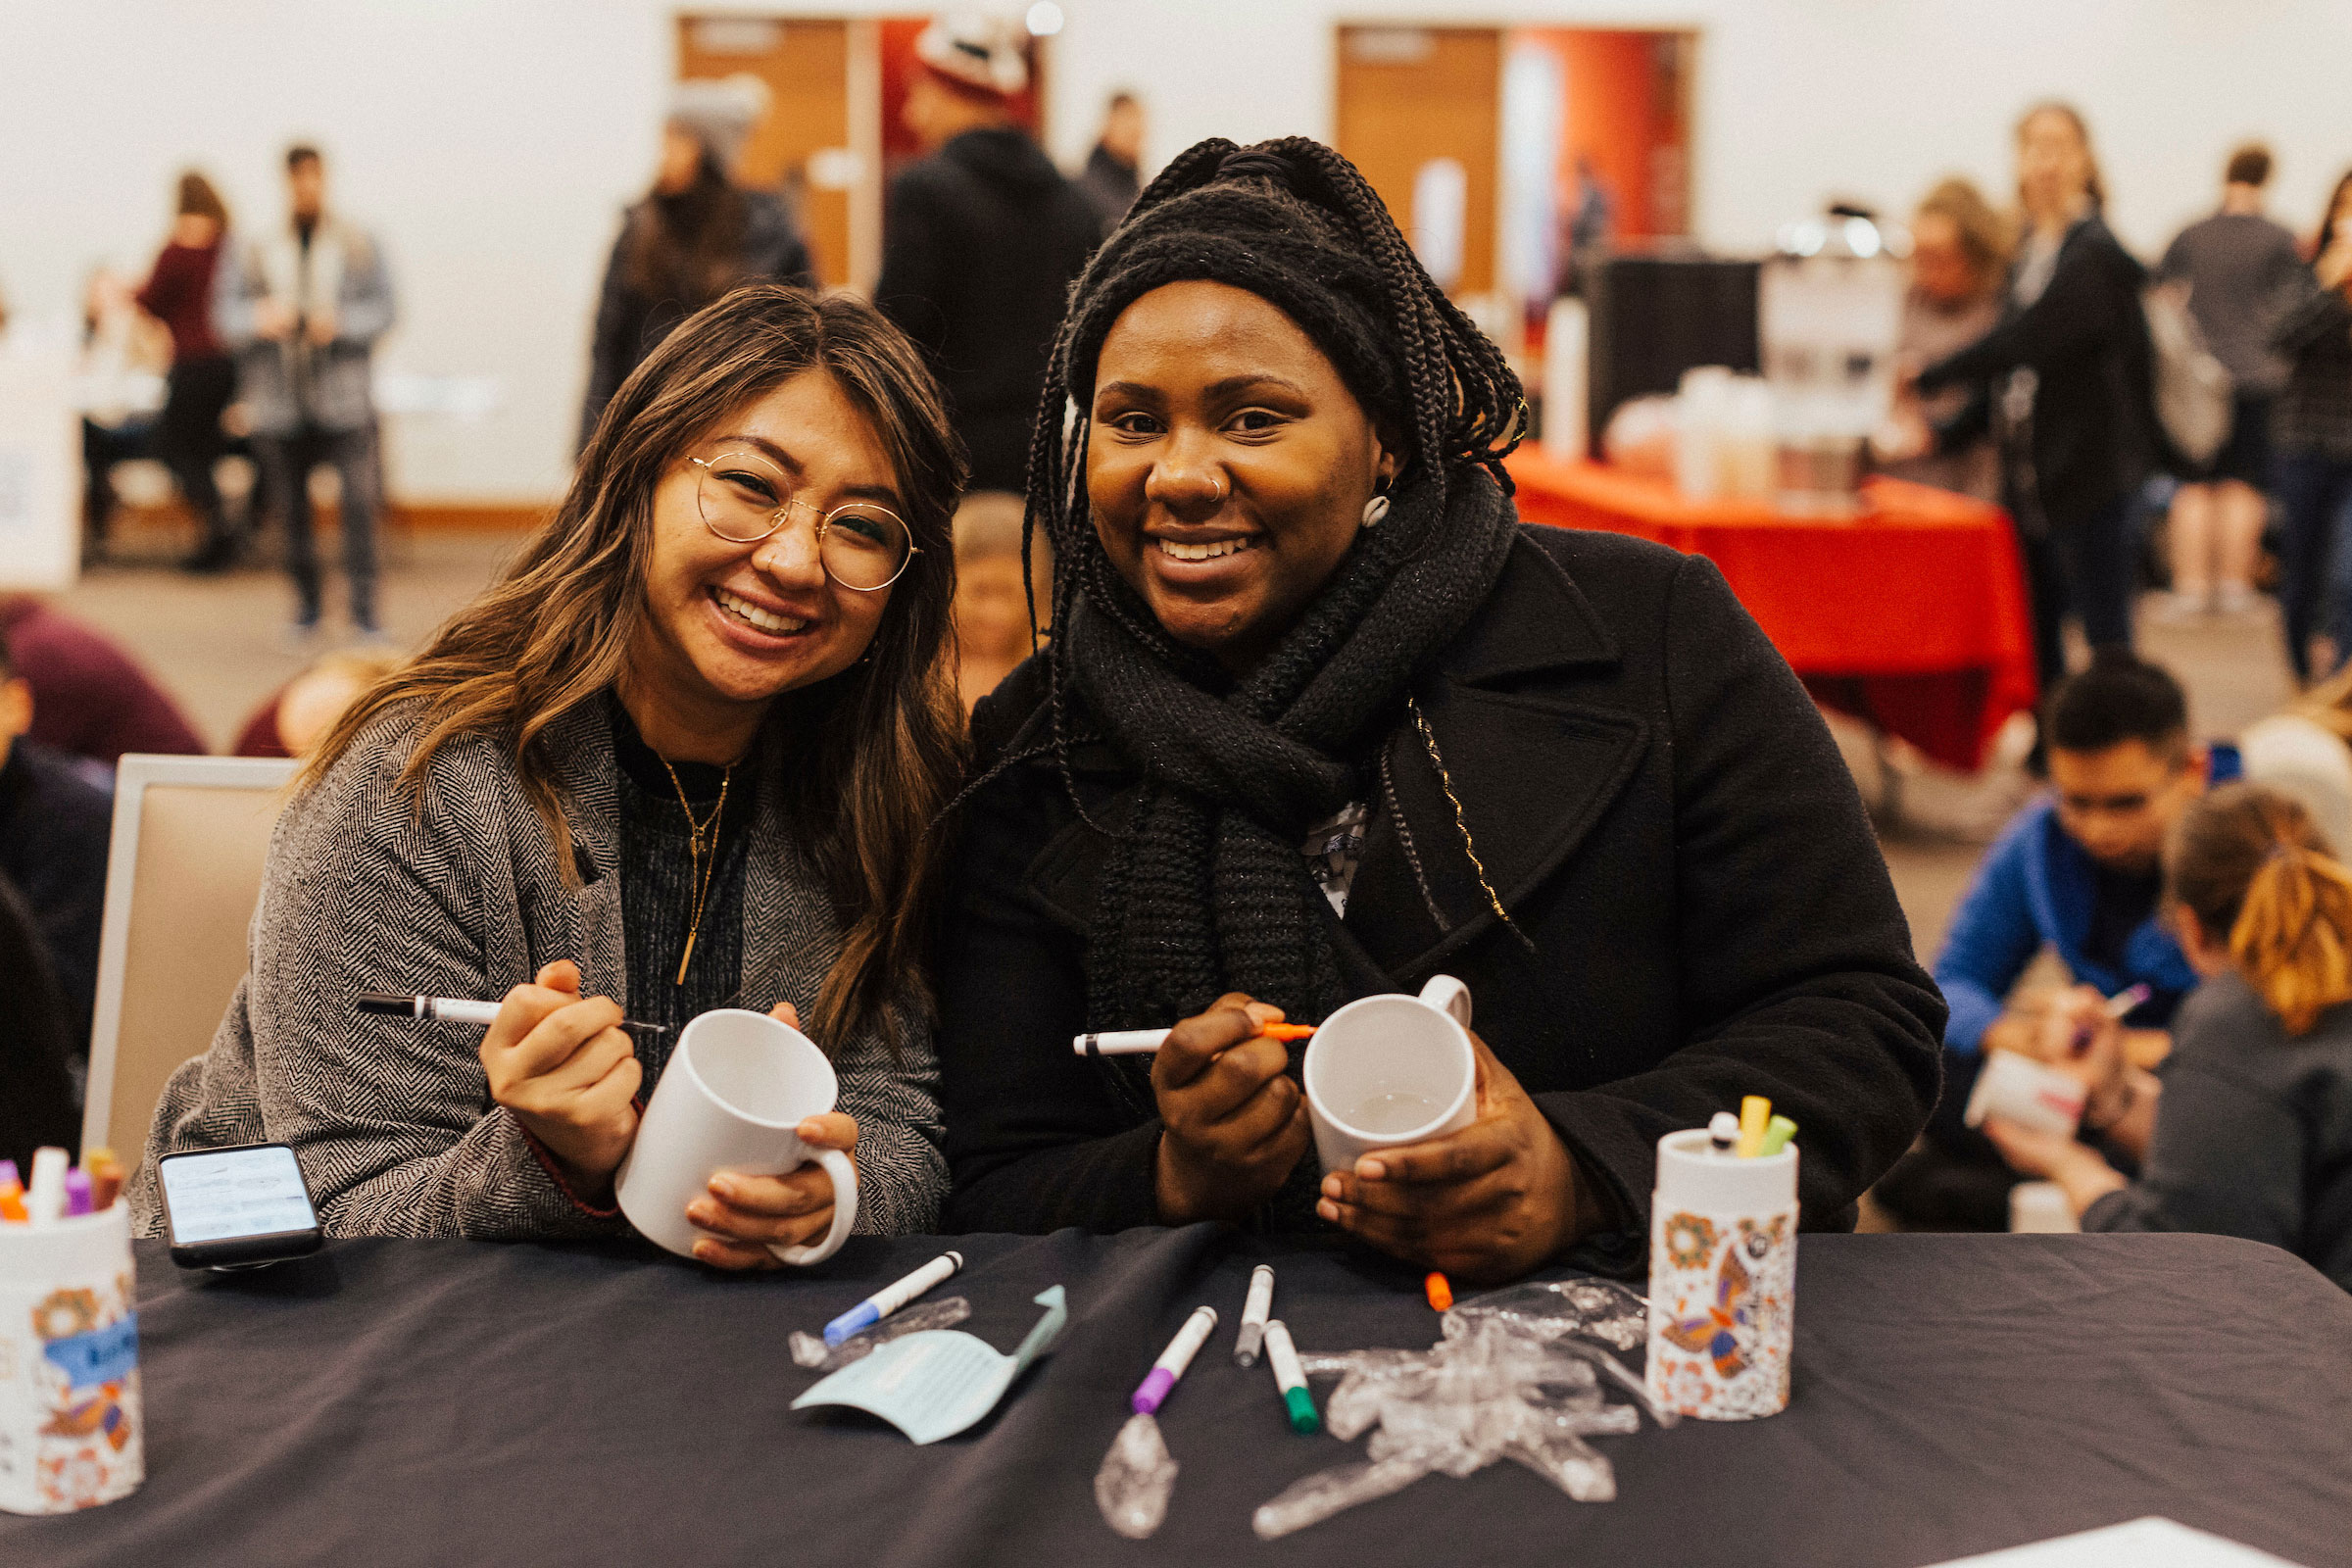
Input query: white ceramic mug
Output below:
<box><xmin>1302</xmin><ymin>975</ymin><xmax>1477</xmax><ymax>1173</ymax></box>
<box><xmin>615</xmin><ymin>1007</ymin><xmax>858</xmax><ymax>1265</ymax></box>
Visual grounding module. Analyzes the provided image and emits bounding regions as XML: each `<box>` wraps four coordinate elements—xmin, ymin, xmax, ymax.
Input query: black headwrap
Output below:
<box><xmin>1020</xmin><ymin>137</ymin><xmax>1528</xmax><ymax>1051</ymax></box>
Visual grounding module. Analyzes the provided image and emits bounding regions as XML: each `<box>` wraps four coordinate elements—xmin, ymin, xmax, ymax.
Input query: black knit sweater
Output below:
<box><xmin>607</xmin><ymin>699</ymin><xmax>758</xmax><ymax>1084</ymax></box>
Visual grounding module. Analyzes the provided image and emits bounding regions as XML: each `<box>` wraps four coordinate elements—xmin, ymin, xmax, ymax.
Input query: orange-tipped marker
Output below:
<box><xmin>1425</xmin><ymin>1271</ymin><xmax>1453</xmax><ymax>1311</ymax></box>
<box><xmin>1072</xmin><ymin>1023</ymin><xmax>1317</xmax><ymax>1056</ymax></box>
<box><xmin>86</xmin><ymin>1149</ymin><xmax>125</xmax><ymax>1211</ymax></box>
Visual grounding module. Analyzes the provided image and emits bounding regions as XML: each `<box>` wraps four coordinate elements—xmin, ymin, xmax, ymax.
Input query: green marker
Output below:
<box><xmin>1757</xmin><ymin>1115</ymin><xmax>1798</xmax><ymax>1157</ymax></box>
<box><xmin>1262</xmin><ymin>1320</ymin><xmax>1319</xmax><ymax>1434</ymax></box>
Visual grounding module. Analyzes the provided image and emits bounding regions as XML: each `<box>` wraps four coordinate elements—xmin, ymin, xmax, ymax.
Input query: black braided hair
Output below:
<box><xmin>1010</xmin><ymin>136</ymin><xmax>1527</xmax><ymax>821</ymax></box>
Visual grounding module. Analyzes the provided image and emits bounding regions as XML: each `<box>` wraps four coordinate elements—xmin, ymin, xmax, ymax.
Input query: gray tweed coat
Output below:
<box><xmin>129</xmin><ymin>698</ymin><xmax>947</xmax><ymax>1240</ymax></box>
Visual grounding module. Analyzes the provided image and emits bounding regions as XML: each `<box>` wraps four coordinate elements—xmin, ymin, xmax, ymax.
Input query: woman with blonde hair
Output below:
<box><xmin>1988</xmin><ymin>782</ymin><xmax>2352</xmax><ymax>1290</ymax></box>
<box><xmin>1914</xmin><ymin>103</ymin><xmax>2158</xmax><ymax>688</ymax></box>
<box><xmin>1887</xmin><ymin>176</ymin><xmax>2013</xmax><ymax>500</ymax></box>
<box><xmin>135</xmin><ymin>284</ymin><xmax>965</xmax><ymax>1265</ymax></box>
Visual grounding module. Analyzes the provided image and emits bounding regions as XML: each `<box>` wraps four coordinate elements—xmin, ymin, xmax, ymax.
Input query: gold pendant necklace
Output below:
<box><xmin>659</xmin><ymin>755</ymin><xmax>733</xmax><ymax>985</ymax></box>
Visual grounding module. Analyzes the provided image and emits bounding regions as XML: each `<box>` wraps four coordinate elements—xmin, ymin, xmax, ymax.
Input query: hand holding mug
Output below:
<box><xmin>685</xmin><ymin>1000</ymin><xmax>860</xmax><ymax>1270</ymax></box>
<box><xmin>1152</xmin><ymin>993</ymin><xmax>1311</xmax><ymax>1225</ymax></box>
<box><xmin>1316</xmin><ymin>1029</ymin><xmax>1579</xmax><ymax>1284</ymax></box>
<box><xmin>480</xmin><ymin>958</ymin><xmax>641</xmax><ymax>1200</ymax></box>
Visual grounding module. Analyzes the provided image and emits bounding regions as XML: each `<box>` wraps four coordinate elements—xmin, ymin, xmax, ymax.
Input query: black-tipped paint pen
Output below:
<box><xmin>358</xmin><ymin>993</ymin><xmax>671</xmax><ymax>1035</ymax></box>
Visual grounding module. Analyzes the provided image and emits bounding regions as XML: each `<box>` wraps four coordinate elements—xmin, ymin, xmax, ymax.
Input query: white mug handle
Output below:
<box><xmin>1418</xmin><ymin>973</ymin><xmax>1473</xmax><ymax>1030</ymax></box>
<box><xmin>768</xmin><ymin>1149</ymin><xmax>858</xmax><ymax>1266</ymax></box>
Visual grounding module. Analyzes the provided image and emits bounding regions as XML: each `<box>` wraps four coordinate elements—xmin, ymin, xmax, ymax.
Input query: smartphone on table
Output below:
<box><xmin>155</xmin><ymin>1143</ymin><xmax>325</xmax><ymax>1269</ymax></box>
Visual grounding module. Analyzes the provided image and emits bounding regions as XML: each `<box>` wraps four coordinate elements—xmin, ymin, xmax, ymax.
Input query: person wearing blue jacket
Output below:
<box><xmin>1880</xmin><ymin>653</ymin><xmax>2236</xmax><ymax>1228</ymax></box>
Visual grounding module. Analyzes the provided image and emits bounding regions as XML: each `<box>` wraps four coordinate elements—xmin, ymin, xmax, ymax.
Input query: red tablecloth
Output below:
<box><xmin>1506</xmin><ymin>449</ymin><xmax>2038</xmax><ymax>772</ymax></box>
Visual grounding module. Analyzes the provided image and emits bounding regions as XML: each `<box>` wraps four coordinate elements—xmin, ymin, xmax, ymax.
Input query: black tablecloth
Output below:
<box><xmin>6</xmin><ymin>1230</ymin><xmax>2349</xmax><ymax>1567</ymax></box>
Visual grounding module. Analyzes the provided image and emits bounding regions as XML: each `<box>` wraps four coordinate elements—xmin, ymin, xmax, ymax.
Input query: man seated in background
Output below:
<box><xmin>0</xmin><ymin>625</ymin><xmax>114</xmax><ymax>1070</ymax></box>
<box><xmin>1877</xmin><ymin>653</ymin><xmax>2238</xmax><ymax>1228</ymax></box>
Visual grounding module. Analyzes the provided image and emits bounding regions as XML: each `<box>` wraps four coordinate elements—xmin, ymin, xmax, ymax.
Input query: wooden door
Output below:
<box><xmin>677</xmin><ymin>16</ymin><xmax>854</xmax><ymax>288</ymax></box>
<box><xmin>1335</xmin><ymin>26</ymin><xmax>1502</xmax><ymax>296</ymax></box>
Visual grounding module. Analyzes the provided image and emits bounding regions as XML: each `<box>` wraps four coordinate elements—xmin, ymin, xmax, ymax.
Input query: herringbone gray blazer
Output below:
<box><xmin>129</xmin><ymin>698</ymin><xmax>946</xmax><ymax>1240</ymax></box>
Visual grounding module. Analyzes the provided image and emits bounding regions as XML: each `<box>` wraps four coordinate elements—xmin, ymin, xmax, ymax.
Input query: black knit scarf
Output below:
<box><xmin>1069</xmin><ymin>465</ymin><xmax>1518</xmax><ymax>1038</ymax></box>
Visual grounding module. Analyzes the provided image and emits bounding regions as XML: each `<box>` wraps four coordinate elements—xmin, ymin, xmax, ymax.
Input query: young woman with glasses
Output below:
<box><xmin>132</xmin><ymin>285</ymin><xmax>966</xmax><ymax>1263</ymax></box>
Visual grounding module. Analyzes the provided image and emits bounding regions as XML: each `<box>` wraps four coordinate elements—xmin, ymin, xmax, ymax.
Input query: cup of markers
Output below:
<box><xmin>1644</xmin><ymin>1098</ymin><xmax>1799</xmax><ymax>1422</ymax></box>
<box><xmin>0</xmin><ymin>1147</ymin><xmax>144</xmax><ymax>1515</ymax></box>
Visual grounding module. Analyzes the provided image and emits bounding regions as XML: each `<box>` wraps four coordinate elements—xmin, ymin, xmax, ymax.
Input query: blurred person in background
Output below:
<box><xmin>1915</xmin><ymin>104</ymin><xmax>2159</xmax><ymax>691</ymax></box>
<box><xmin>1878</xmin><ymin>654</ymin><xmax>2235</xmax><ymax>1229</ymax></box>
<box><xmin>220</xmin><ymin>143</ymin><xmax>397</xmax><ymax>642</ymax></box>
<box><xmin>75</xmin><ymin>267</ymin><xmax>170</xmax><ymax>564</ymax></box>
<box><xmin>874</xmin><ymin>15</ymin><xmax>1100</xmax><ymax>496</ymax></box>
<box><xmin>0</xmin><ymin>624</ymin><xmax>113</xmax><ymax>1068</ymax></box>
<box><xmin>950</xmin><ymin>491</ymin><xmax>1043</xmax><ymax>712</ymax></box>
<box><xmin>2155</xmin><ymin>144</ymin><xmax>2304</xmax><ymax>621</ymax></box>
<box><xmin>231</xmin><ymin>648</ymin><xmax>404</xmax><ymax>758</ymax></box>
<box><xmin>1074</xmin><ymin>89</ymin><xmax>1145</xmax><ymax>237</ymax></box>
<box><xmin>140</xmin><ymin>172</ymin><xmax>244</xmax><ymax>574</ymax></box>
<box><xmin>2272</xmin><ymin>170</ymin><xmax>2352</xmax><ymax>684</ymax></box>
<box><xmin>1985</xmin><ymin>784</ymin><xmax>2352</xmax><ymax>1291</ymax></box>
<box><xmin>579</xmin><ymin>75</ymin><xmax>814</xmax><ymax>449</ymax></box>
<box><xmin>0</xmin><ymin>596</ymin><xmax>204</xmax><ymax>764</ymax></box>
<box><xmin>1885</xmin><ymin>177</ymin><xmax>2012</xmax><ymax>502</ymax></box>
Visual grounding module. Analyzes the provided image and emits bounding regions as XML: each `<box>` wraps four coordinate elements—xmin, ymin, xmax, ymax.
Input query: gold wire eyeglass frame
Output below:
<box><xmin>689</xmin><ymin>453</ymin><xmax>921</xmax><ymax>593</ymax></box>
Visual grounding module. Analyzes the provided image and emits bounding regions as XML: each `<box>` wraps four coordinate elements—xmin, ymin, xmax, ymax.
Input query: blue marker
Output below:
<box><xmin>822</xmin><ymin>1250</ymin><xmax>964</xmax><ymax>1348</ymax></box>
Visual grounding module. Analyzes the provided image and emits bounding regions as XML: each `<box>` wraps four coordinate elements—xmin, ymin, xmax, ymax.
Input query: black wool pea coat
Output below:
<box><xmin>934</xmin><ymin>524</ymin><xmax>1945</xmax><ymax>1261</ymax></box>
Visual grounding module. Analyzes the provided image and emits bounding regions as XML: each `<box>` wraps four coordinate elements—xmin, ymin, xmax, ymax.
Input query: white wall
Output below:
<box><xmin>5</xmin><ymin>0</ymin><xmax>2349</xmax><ymax>503</ymax></box>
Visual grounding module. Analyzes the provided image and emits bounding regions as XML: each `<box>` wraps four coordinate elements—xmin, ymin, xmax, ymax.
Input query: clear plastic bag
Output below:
<box><xmin>1095</xmin><ymin>1412</ymin><xmax>1179</xmax><ymax>1540</ymax></box>
<box><xmin>1256</xmin><ymin>1279</ymin><xmax>1669</xmax><ymax>1538</ymax></box>
<box><xmin>787</xmin><ymin>1296</ymin><xmax>971</xmax><ymax>1371</ymax></box>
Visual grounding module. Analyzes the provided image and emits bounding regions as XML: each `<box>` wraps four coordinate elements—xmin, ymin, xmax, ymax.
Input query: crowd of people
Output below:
<box><xmin>6</xmin><ymin>29</ymin><xmax>2352</xmax><ymax>1296</ymax></box>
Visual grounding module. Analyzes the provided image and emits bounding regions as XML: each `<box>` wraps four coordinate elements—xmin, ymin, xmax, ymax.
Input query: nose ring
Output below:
<box><xmin>1207</xmin><ymin>473</ymin><xmax>1226</xmax><ymax>503</ymax></box>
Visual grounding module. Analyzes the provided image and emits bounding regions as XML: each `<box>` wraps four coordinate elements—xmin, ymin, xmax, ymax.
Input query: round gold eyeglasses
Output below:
<box><xmin>690</xmin><ymin>451</ymin><xmax>919</xmax><ymax>593</ymax></box>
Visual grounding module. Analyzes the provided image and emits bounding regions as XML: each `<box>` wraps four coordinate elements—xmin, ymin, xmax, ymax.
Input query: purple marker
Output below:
<box><xmin>1131</xmin><ymin>1305</ymin><xmax>1218</xmax><ymax>1415</ymax></box>
<box><xmin>63</xmin><ymin>1169</ymin><xmax>93</xmax><ymax>1218</ymax></box>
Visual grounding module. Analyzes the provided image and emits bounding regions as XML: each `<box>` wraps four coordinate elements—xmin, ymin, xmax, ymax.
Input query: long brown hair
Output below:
<box><xmin>2315</xmin><ymin>167</ymin><xmax>2352</xmax><ymax>258</ymax></box>
<box><xmin>308</xmin><ymin>283</ymin><xmax>969</xmax><ymax>1044</ymax></box>
<box><xmin>176</xmin><ymin>171</ymin><xmax>228</xmax><ymax>225</ymax></box>
<box><xmin>2017</xmin><ymin>101</ymin><xmax>2106</xmax><ymax>211</ymax></box>
<box><xmin>2169</xmin><ymin>782</ymin><xmax>2352</xmax><ymax>1035</ymax></box>
<box><xmin>1915</xmin><ymin>176</ymin><xmax>2014</xmax><ymax>295</ymax></box>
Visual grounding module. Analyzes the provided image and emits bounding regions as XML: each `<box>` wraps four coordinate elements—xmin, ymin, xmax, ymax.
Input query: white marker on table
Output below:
<box><xmin>822</xmin><ymin>1250</ymin><xmax>964</xmax><ymax>1348</ymax></box>
<box><xmin>1131</xmin><ymin>1305</ymin><xmax>1218</xmax><ymax>1414</ymax></box>
<box><xmin>1261</xmin><ymin>1321</ymin><xmax>1319</xmax><ymax>1434</ymax></box>
<box><xmin>1234</xmin><ymin>1264</ymin><xmax>1276</xmax><ymax>1366</ymax></box>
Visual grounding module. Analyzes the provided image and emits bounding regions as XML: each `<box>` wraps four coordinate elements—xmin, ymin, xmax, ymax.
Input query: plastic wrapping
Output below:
<box><xmin>1094</xmin><ymin>1412</ymin><xmax>1178</xmax><ymax>1540</ymax></box>
<box><xmin>787</xmin><ymin>1296</ymin><xmax>970</xmax><ymax>1371</ymax></box>
<box><xmin>1254</xmin><ymin>1283</ymin><xmax>1671</xmax><ymax>1540</ymax></box>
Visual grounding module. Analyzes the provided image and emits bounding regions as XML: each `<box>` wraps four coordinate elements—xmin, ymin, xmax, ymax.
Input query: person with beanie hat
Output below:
<box><xmin>580</xmin><ymin>74</ymin><xmax>814</xmax><ymax>449</ymax></box>
<box><xmin>872</xmin><ymin>16</ymin><xmax>1099</xmax><ymax>495</ymax></box>
<box><xmin>933</xmin><ymin>137</ymin><xmax>1943</xmax><ymax>1283</ymax></box>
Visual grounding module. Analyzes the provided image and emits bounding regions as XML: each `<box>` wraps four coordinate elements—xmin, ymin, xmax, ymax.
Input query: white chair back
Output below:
<box><xmin>81</xmin><ymin>755</ymin><xmax>297</xmax><ymax>1163</ymax></box>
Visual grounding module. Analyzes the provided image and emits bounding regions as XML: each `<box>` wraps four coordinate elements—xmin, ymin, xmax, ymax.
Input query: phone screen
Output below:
<box><xmin>159</xmin><ymin>1145</ymin><xmax>318</xmax><ymax>1243</ymax></box>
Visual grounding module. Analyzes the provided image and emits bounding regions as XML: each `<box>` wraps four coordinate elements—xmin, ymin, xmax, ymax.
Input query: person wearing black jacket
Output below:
<box><xmin>2273</xmin><ymin>169</ymin><xmax>2352</xmax><ymax>683</ymax></box>
<box><xmin>1916</xmin><ymin>103</ymin><xmax>2158</xmax><ymax>691</ymax></box>
<box><xmin>874</xmin><ymin>18</ymin><xmax>1100</xmax><ymax>495</ymax></box>
<box><xmin>580</xmin><ymin>77</ymin><xmax>814</xmax><ymax>449</ymax></box>
<box><xmin>933</xmin><ymin>138</ymin><xmax>1944</xmax><ymax>1283</ymax></box>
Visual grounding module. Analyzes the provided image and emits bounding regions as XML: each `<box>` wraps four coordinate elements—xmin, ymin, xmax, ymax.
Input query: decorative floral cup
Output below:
<box><xmin>1644</xmin><ymin>1128</ymin><xmax>1798</xmax><ymax>1421</ymax></box>
<box><xmin>0</xmin><ymin>1202</ymin><xmax>144</xmax><ymax>1513</ymax></box>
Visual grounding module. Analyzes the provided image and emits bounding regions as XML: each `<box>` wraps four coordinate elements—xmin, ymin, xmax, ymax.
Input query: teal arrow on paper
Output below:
<box><xmin>792</xmin><ymin>1285</ymin><xmax>1067</xmax><ymax>1445</ymax></box>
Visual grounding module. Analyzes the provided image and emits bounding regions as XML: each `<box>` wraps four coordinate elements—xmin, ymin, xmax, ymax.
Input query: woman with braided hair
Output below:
<box><xmin>935</xmin><ymin>138</ymin><xmax>1944</xmax><ymax>1282</ymax></box>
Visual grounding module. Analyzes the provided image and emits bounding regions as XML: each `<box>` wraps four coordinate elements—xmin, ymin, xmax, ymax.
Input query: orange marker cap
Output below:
<box><xmin>1257</xmin><ymin>1024</ymin><xmax>1317</xmax><ymax>1042</ymax></box>
<box><xmin>1424</xmin><ymin>1271</ymin><xmax>1453</xmax><ymax>1311</ymax></box>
